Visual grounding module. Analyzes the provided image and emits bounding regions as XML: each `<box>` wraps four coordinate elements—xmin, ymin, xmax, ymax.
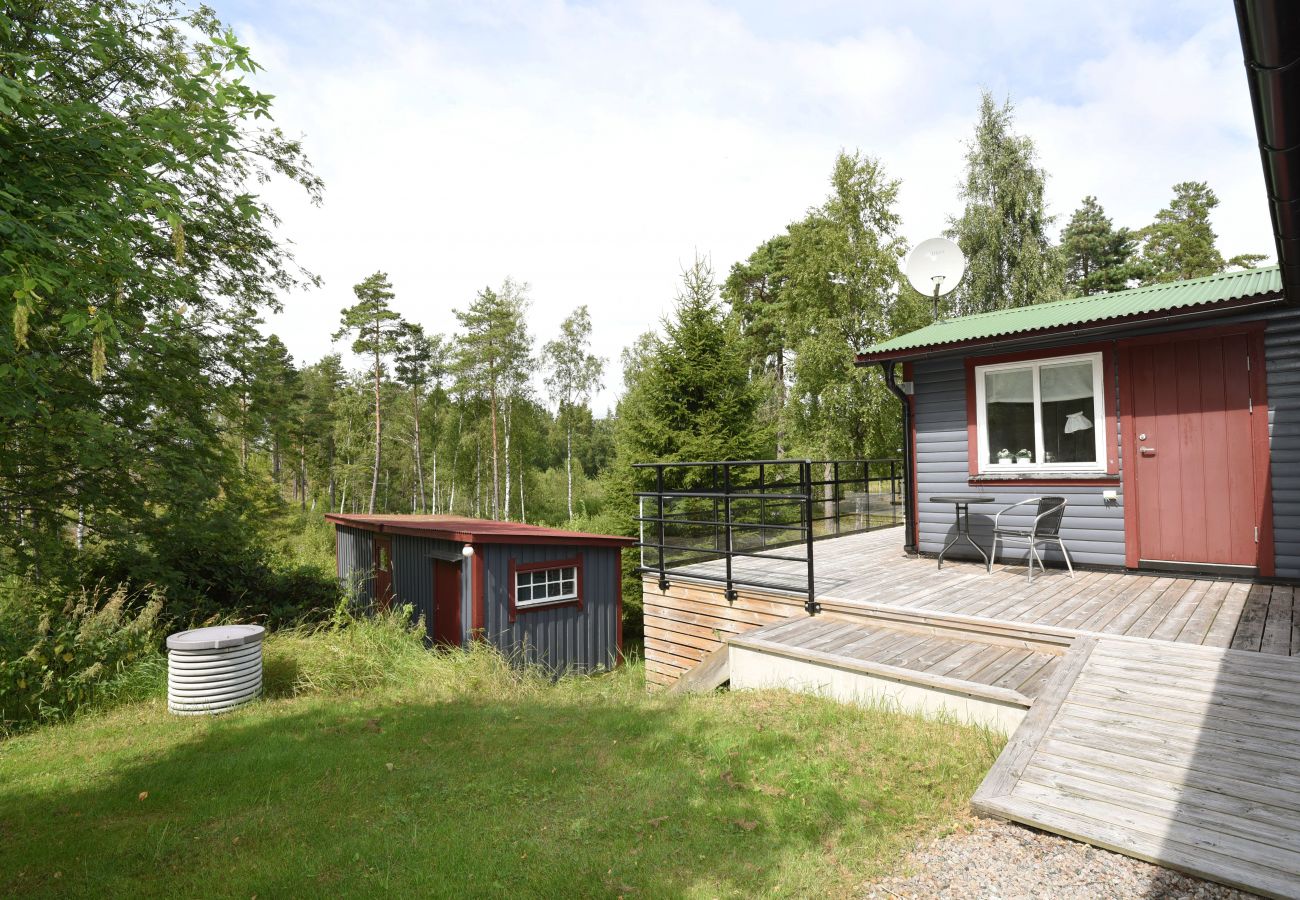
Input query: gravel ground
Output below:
<box><xmin>862</xmin><ymin>818</ymin><xmax>1261</xmax><ymax>899</ymax></box>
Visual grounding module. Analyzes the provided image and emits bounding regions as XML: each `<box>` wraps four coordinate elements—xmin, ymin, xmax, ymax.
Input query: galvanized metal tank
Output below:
<box><xmin>166</xmin><ymin>624</ymin><xmax>265</xmax><ymax>716</ymax></box>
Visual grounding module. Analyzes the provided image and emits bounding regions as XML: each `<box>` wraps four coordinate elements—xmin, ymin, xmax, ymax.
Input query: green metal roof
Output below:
<box><xmin>858</xmin><ymin>265</ymin><xmax>1283</xmax><ymax>361</ymax></box>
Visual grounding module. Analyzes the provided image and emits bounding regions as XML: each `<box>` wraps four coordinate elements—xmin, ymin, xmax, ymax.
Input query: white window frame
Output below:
<box><xmin>514</xmin><ymin>564</ymin><xmax>579</xmax><ymax>608</ymax></box>
<box><xmin>973</xmin><ymin>351</ymin><xmax>1107</xmax><ymax>474</ymax></box>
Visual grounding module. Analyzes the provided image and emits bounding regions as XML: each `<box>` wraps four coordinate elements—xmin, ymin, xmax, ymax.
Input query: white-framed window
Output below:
<box><xmin>974</xmin><ymin>351</ymin><xmax>1107</xmax><ymax>473</ymax></box>
<box><xmin>514</xmin><ymin>564</ymin><xmax>578</xmax><ymax>607</ymax></box>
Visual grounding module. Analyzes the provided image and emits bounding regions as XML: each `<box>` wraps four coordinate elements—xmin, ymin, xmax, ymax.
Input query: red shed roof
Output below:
<box><xmin>325</xmin><ymin>514</ymin><xmax>635</xmax><ymax>548</ymax></box>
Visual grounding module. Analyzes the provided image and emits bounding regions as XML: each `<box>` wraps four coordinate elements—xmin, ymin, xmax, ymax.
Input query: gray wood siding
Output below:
<box><xmin>909</xmin><ymin>303</ymin><xmax>1300</xmax><ymax>577</ymax></box>
<box><xmin>335</xmin><ymin>526</ymin><xmax>375</xmax><ymax>605</ymax></box>
<box><xmin>481</xmin><ymin>543</ymin><xmax>620</xmax><ymax>673</ymax></box>
<box><xmin>912</xmin><ymin>356</ymin><xmax>1125</xmax><ymax>567</ymax></box>
<box><xmin>1265</xmin><ymin>309</ymin><xmax>1300</xmax><ymax>578</ymax></box>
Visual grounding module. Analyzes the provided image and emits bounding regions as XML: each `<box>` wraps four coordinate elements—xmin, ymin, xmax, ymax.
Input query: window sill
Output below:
<box><xmin>969</xmin><ymin>472</ymin><xmax>1119</xmax><ymax>485</ymax></box>
<box><xmin>514</xmin><ymin>598</ymin><xmax>582</xmax><ymax>614</ymax></box>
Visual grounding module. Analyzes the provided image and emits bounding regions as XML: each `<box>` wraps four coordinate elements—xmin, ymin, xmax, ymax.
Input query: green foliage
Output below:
<box><xmin>0</xmin><ymin>0</ymin><xmax>319</xmax><ymax>572</ymax></box>
<box><xmin>947</xmin><ymin>91</ymin><xmax>1063</xmax><ymax>314</ymax></box>
<box><xmin>781</xmin><ymin>152</ymin><xmax>909</xmax><ymax>459</ymax></box>
<box><xmin>1138</xmin><ymin>181</ymin><xmax>1266</xmax><ymax>284</ymax></box>
<box><xmin>1060</xmin><ymin>196</ymin><xmax>1138</xmax><ymax>296</ymax></box>
<box><xmin>85</xmin><ymin>487</ymin><xmax>341</xmax><ymax>630</ymax></box>
<box><xmin>0</xmin><ymin>580</ymin><xmax>162</xmax><ymax>732</ymax></box>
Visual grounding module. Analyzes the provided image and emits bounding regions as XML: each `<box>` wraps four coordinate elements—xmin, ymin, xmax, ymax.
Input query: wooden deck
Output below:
<box><xmin>973</xmin><ymin>636</ymin><xmax>1300</xmax><ymax>898</ymax></box>
<box><xmin>670</xmin><ymin>526</ymin><xmax>1299</xmax><ymax>655</ymax></box>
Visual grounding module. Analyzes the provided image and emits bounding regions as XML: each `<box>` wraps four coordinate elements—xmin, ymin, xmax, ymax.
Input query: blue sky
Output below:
<box><xmin>231</xmin><ymin>1</ymin><xmax>1272</xmax><ymax>409</ymax></box>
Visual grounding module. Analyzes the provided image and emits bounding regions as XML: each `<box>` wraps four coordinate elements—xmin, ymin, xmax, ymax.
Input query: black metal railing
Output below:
<box><xmin>633</xmin><ymin>458</ymin><xmax>902</xmax><ymax>615</ymax></box>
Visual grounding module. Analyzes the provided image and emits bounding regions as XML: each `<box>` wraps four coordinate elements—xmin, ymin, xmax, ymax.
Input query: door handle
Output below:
<box><xmin>1140</xmin><ymin>447</ymin><xmax>1156</xmax><ymax>457</ymax></box>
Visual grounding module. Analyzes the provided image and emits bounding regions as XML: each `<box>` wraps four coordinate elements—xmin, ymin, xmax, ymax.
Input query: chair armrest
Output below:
<box><xmin>993</xmin><ymin>498</ymin><xmax>1039</xmax><ymax>530</ymax></box>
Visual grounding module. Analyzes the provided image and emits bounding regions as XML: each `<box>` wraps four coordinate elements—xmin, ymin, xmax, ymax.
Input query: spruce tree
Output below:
<box><xmin>947</xmin><ymin>91</ymin><xmax>1063</xmax><ymax>314</ymax></box>
<box><xmin>1060</xmin><ymin>196</ymin><xmax>1137</xmax><ymax>296</ymax></box>
<box><xmin>614</xmin><ymin>256</ymin><xmax>769</xmax><ymax>471</ymax></box>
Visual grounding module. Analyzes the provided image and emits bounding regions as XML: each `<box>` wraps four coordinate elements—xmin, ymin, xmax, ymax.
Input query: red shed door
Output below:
<box><xmin>373</xmin><ymin>536</ymin><xmax>394</xmax><ymax>611</ymax></box>
<box><xmin>432</xmin><ymin>558</ymin><xmax>462</xmax><ymax>646</ymax></box>
<box><xmin>1121</xmin><ymin>328</ymin><xmax>1271</xmax><ymax>574</ymax></box>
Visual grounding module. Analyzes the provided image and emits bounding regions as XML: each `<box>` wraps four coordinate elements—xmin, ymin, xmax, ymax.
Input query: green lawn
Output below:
<box><xmin>0</xmin><ymin>637</ymin><xmax>1000</xmax><ymax>898</ymax></box>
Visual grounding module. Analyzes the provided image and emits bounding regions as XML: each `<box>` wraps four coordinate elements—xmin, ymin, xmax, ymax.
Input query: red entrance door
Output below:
<box><xmin>432</xmin><ymin>559</ymin><xmax>462</xmax><ymax>645</ymax></box>
<box><xmin>373</xmin><ymin>536</ymin><xmax>394</xmax><ymax>611</ymax></box>
<box><xmin>1120</xmin><ymin>327</ymin><xmax>1272</xmax><ymax>574</ymax></box>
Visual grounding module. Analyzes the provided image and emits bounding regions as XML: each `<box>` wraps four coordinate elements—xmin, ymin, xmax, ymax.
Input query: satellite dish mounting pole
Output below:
<box><xmin>932</xmin><ymin>279</ymin><xmax>942</xmax><ymax>321</ymax></box>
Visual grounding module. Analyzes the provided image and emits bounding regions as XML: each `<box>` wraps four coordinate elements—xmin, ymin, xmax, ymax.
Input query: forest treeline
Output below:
<box><xmin>1</xmin><ymin>2</ymin><xmax>1262</xmax><ymax>630</ymax></box>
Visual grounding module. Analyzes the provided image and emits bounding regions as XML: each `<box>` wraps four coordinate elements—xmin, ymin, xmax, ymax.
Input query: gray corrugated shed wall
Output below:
<box><xmin>336</xmin><ymin>525</ymin><xmax>375</xmax><ymax>606</ymax></box>
<box><xmin>910</xmin><ymin>303</ymin><xmax>1300</xmax><ymax>575</ymax></box>
<box><xmin>480</xmin><ymin>543</ymin><xmax>620</xmax><ymax>673</ymax></box>
<box><xmin>390</xmin><ymin>534</ymin><xmax>467</xmax><ymax>640</ymax></box>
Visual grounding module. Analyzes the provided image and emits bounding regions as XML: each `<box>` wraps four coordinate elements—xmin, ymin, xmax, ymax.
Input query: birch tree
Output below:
<box><xmin>543</xmin><ymin>306</ymin><xmax>605</xmax><ymax>520</ymax></box>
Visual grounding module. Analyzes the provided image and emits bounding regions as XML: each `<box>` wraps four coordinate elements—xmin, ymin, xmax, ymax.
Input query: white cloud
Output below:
<box><xmin>240</xmin><ymin>1</ymin><xmax>1273</xmax><ymax>411</ymax></box>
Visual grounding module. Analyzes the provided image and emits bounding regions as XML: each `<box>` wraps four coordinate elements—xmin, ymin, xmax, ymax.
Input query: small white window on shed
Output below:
<box><xmin>515</xmin><ymin>565</ymin><xmax>578</xmax><ymax>606</ymax></box>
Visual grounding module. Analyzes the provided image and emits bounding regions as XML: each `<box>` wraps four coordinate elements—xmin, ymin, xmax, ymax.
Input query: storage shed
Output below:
<box><xmin>326</xmin><ymin>514</ymin><xmax>633</xmax><ymax>673</ymax></box>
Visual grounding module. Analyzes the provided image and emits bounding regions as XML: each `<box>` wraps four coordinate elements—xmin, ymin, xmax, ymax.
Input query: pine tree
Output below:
<box><xmin>543</xmin><ymin>306</ymin><xmax>605</xmax><ymax>520</ymax></box>
<box><xmin>334</xmin><ymin>272</ymin><xmax>404</xmax><ymax>514</ymax></box>
<box><xmin>1138</xmin><ymin>181</ymin><xmax>1266</xmax><ymax>284</ymax></box>
<box><xmin>947</xmin><ymin>91</ymin><xmax>1063</xmax><ymax>314</ymax></box>
<box><xmin>1060</xmin><ymin>196</ymin><xmax>1137</xmax><ymax>296</ymax></box>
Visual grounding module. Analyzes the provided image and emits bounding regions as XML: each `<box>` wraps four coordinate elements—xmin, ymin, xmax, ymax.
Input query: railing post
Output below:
<box><xmin>803</xmin><ymin>459</ymin><xmax>818</xmax><ymax>616</ymax></box>
<box><xmin>723</xmin><ymin>463</ymin><xmax>736</xmax><ymax>602</ymax></box>
<box><xmin>656</xmin><ymin>465</ymin><xmax>669</xmax><ymax>592</ymax></box>
<box><xmin>712</xmin><ymin>464</ymin><xmax>720</xmax><ymax>554</ymax></box>
<box><xmin>758</xmin><ymin>463</ymin><xmax>766</xmax><ymax>549</ymax></box>
<box><xmin>890</xmin><ymin>459</ymin><xmax>898</xmax><ymax>527</ymax></box>
<box><xmin>833</xmin><ymin>460</ymin><xmax>841</xmax><ymax>535</ymax></box>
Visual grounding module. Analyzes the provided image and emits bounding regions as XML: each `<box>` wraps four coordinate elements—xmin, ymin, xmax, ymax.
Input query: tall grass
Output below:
<box><xmin>0</xmin><ymin>579</ymin><xmax>163</xmax><ymax>733</ymax></box>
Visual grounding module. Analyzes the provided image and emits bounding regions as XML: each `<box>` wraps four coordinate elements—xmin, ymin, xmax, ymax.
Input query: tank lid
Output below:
<box><xmin>167</xmin><ymin>624</ymin><xmax>266</xmax><ymax>651</ymax></box>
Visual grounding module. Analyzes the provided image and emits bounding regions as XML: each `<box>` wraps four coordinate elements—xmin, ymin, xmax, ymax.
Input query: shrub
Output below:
<box><xmin>0</xmin><ymin>580</ymin><xmax>163</xmax><ymax>732</ymax></box>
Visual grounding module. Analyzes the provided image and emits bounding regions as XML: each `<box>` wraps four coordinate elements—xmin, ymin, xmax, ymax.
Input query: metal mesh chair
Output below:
<box><xmin>988</xmin><ymin>497</ymin><xmax>1073</xmax><ymax>583</ymax></box>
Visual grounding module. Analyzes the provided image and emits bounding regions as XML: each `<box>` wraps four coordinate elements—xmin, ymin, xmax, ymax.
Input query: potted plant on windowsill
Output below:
<box><xmin>1015</xmin><ymin>449</ymin><xmax>1032</xmax><ymax>465</ymax></box>
<box><xmin>997</xmin><ymin>449</ymin><xmax>1012</xmax><ymax>466</ymax></box>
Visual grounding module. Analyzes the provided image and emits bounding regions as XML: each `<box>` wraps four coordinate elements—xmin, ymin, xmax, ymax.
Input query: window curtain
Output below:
<box><xmin>1039</xmin><ymin>361</ymin><xmax>1094</xmax><ymax>402</ymax></box>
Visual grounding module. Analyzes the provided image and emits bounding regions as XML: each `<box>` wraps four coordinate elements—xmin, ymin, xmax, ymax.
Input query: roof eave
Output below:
<box><xmin>854</xmin><ymin>292</ymin><xmax>1285</xmax><ymax>365</ymax></box>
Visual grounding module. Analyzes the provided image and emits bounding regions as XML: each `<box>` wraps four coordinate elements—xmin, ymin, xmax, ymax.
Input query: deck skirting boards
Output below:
<box><xmin>728</xmin><ymin>644</ymin><xmax>1030</xmax><ymax>735</ymax></box>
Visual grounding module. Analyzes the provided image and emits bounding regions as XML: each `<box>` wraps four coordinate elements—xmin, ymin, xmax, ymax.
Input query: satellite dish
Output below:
<box><xmin>905</xmin><ymin>238</ymin><xmax>966</xmax><ymax>320</ymax></box>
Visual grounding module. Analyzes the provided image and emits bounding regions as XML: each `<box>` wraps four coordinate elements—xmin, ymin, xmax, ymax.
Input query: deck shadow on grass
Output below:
<box><xmin>0</xmin><ymin>689</ymin><xmax>985</xmax><ymax>898</ymax></box>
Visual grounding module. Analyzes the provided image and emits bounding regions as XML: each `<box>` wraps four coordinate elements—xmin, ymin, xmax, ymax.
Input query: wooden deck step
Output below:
<box><xmin>973</xmin><ymin>636</ymin><xmax>1300</xmax><ymax>899</ymax></box>
<box><xmin>727</xmin><ymin>616</ymin><xmax>1060</xmax><ymax>734</ymax></box>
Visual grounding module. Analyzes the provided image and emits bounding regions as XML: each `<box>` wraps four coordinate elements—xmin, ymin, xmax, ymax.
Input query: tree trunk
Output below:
<box><xmin>503</xmin><ymin>395</ymin><xmax>512</xmax><ymax>521</ymax></box>
<box><xmin>239</xmin><ymin>394</ymin><xmax>249</xmax><ymax>470</ymax></box>
<box><xmin>519</xmin><ymin>449</ymin><xmax>526</xmax><ymax>522</ymax></box>
<box><xmin>272</xmin><ymin>435</ymin><xmax>281</xmax><ymax>484</ymax></box>
<box><xmin>775</xmin><ymin>345</ymin><xmax>787</xmax><ymax>458</ymax></box>
<box><xmin>448</xmin><ymin>408</ymin><xmax>462</xmax><ymax>514</ymax></box>
<box><xmin>566</xmin><ymin>422</ymin><xmax>574</xmax><ymax>520</ymax></box>
<box><xmin>411</xmin><ymin>387</ymin><xmax>425</xmax><ymax>513</ymax></box>
<box><xmin>299</xmin><ymin>441</ymin><xmax>307</xmax><ymax>511</ymax></box>
<box><xmin>328</xmin><ymin>435</ymin><xmax>337</xmax><ymax>513</ymax></box>
<box><xmin>369</xmin><ymin>350</ymin><xmax>381</xmax><ymax>514</ymax></box>
<box><xmin>488</xmin><ymin>381</ymin><xmax>500</xmax><ymax>518</ymax></box>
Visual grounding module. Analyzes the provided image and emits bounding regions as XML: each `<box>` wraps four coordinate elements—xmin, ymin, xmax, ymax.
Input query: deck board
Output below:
<box><xmin>973</xmin><ymin>636</ymin><xmax>1300</xmax><ymax>898</ymax></box>
<box><xmin>667</xmin><ymin>528</ymin><xmax>1297</xmax><ymax>655</ymax></box>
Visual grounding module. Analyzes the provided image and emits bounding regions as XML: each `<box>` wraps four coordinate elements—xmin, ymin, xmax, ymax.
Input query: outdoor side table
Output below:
<box><xmin>929</xmin><ymin>495</ymin><xmax>995</xmax><ymax>570</ymax></box>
